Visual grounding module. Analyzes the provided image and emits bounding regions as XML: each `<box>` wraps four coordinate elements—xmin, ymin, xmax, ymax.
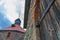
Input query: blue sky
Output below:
<box><xmin>0</xmin><ymin>0</ymin><xmax>25</xmax><ymax>29</ymax></box>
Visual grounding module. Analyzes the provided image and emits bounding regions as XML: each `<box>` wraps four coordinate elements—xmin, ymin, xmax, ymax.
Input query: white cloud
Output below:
<box><xmin>1</xmin><ymin>0</ymin><xmax>25</xmax><ymax>27</ymax></box>
<box><xmin>4</xmin><ymin>0</ymin><xmax>19</xmax><ymax>23</ymax></box>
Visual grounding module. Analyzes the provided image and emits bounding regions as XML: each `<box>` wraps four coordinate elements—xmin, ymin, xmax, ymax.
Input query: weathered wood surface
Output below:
<box><xmin>39</xmin><ymin>0</ymin><xmax>60</xmax><ymax>40</ymax></box>
<box><xmin>24</xmin><ymin>0</ymin><xmax>60</xmax><ymax>40</ymax></box>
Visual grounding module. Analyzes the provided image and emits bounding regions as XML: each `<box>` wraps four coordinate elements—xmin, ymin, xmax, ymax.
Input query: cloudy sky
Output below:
<box><xmin>0</xmin><ymin>0</ymin><xmax>25</xmax><ymax>29</ymax></box>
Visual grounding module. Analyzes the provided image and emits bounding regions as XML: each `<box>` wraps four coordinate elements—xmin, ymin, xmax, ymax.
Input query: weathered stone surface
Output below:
<box><xmin>0</xmin><ymin>31</ymin><xmax>25</xmax><ymax>40</ymax></box>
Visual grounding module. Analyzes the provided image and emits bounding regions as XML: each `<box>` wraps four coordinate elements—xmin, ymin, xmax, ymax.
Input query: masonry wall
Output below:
<box><xmin>0</xmin><ymin>31</ymin><xmax>25</xmax><ymax>40</ymax></box>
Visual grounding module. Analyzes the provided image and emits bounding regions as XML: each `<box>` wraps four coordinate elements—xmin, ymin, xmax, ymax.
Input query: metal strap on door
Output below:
<box><xmin>39</xmin><ymin>0</ymin><xmax>55</xmax><ymax>25</ymax></box>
